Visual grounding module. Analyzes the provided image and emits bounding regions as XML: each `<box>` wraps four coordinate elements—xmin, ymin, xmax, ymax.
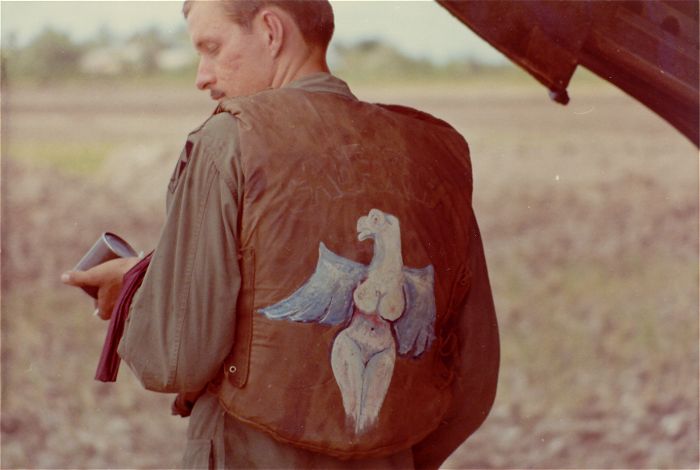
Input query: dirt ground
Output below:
<box><xmin>1</xmin><ymin>74</ymin><xmax>698</xmax><ymax>469</ymax></box>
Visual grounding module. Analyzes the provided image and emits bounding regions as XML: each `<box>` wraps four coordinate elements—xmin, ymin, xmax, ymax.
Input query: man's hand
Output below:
<box><xmin>61</xmin><ymin>257</ymin><xmax>140</xmax><ymax>320</ymax></box>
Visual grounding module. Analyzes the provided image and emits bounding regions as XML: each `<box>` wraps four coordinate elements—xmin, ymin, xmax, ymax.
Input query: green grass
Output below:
<box><xmin>5</xmin><ymin>141</ymin><xmax>115</xmax><ymax>176</ymax></box>
<box><xmin>0</xmin><ymin>287</ymin><xmax>187</xmax><ymax>469</ymax></box>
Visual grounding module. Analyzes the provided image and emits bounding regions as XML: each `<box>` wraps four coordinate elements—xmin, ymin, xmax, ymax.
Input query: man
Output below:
<box><xmin>62</xmin><ymin>1</ymin><xmax>499</xmax><ymax>468</ymax></box>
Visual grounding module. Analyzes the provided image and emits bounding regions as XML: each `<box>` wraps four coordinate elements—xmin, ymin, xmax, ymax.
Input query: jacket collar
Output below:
<box><xmin>283</xmin><ymin>73</ymin><xmax>357</xmax><ymax>101</ymax></box>
<box><xmin>214</xmin><ymin>74</ymin><xmax>357</xmax><ymax>116</ymax></box>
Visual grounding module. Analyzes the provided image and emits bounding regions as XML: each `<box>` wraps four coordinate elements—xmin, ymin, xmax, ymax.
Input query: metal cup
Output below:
<box><xmin>74</xmin><ymin>232</ymin><xmax>138</xmax><ymax>298</ymax></box>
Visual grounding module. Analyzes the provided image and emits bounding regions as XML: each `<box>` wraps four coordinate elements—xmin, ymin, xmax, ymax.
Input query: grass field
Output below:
<box><xmin>2</xmin><ymin>70</ymin><xmax>698</xmax><ymax>469</ymax></box>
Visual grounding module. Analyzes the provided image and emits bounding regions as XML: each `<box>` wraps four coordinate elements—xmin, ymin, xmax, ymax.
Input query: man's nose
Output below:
<box><xmin>195</xmin><ymin>58</ymin><xmax>215</xmax><ymax>90</ymax></box>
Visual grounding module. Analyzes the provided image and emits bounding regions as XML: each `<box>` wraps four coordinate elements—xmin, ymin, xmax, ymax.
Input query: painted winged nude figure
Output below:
<box><xmin>259</xmin><ymin>209</ymin><xmax>436</xmax><ymax>434</ymax></box>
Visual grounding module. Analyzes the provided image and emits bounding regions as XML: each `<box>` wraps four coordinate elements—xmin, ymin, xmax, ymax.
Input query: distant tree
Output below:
<box><xmin>21</xmin><ymin>28</ymin><xmax>82</xmax><ymax>83</ymax></box>
<box><xmin>128</xmin><ymin>26</ymin><xmax>168</xmax><ymax>74</ymax></box>
<box><xmin>172</xmin><ymin>23</ymin><xmax>192</xmax><ymax>45</ymax></box>
<box><xmin>355</xmin><ymin>39</ymin><xmax>383</xmax><ymax>53</ymax></box>
<box><xmin>333</xmin><ymin>38</ymin><xmax>441</xmax><ymax>81</ymax></box>
<box><xmin>1</xmin><ymin>52</ymin><xmax>7</xmax><ymax>84</ymax></box>
<box><xmin>332</xmin><ymin>38</ymin><xmax>503</xmax><ymax>83</ymax></box>
<box><xmin>92</xmin><ymin>24</ymin><xmax>116</xmax><ymax>48</ymax></box>
<box><xmin>1</xmin><ymin>32</ymin><xmax>19</xmax><ymax>84</ymax></box>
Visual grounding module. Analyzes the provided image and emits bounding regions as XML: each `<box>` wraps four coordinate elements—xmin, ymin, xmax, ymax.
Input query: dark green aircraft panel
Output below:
<box><xmin>438</xmin><ymin>0</ymin><xmax>699</xmax><ymax>146</ymax></box>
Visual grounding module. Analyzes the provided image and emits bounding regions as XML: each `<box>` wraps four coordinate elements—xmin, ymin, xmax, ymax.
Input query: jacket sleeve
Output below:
<box><xmin>411</xmin><ymin>213</ymin><xmax>500</xmax><ymax>470</ymax></box>
<box><xmin>118</xmin><ymin>114</ymin><xmax>243</xmax><ymax>394</ymax></box>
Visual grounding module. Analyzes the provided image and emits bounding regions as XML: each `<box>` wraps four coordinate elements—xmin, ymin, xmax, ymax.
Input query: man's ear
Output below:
<box><xmin>258</xmin><ymin>9</ymin><xmax>285</xmax><ymax>58</ymax></box>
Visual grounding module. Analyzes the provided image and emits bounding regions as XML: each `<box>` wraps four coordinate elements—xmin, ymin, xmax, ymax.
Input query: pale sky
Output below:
<box><xmin>0</xmin><ymin>0</ymin><xmax>507</xmax><ymax>64</ymax></box>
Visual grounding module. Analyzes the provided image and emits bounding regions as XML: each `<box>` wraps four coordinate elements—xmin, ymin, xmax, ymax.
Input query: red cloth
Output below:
<box><xmin>95</xmin><ymin>252</ymin><xmax>153</xmax><ymax>382</ymax></box>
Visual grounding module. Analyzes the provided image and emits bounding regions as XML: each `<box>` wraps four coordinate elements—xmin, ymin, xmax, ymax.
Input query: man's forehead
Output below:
<box><xmin>186</xmin><ymin>1</ymin><xmax>229</xmax><ymax>37</ymax></box>
<box><xmin>186</xmin><ymin>1</ymin><xmax>226</xmax><ymax>27</ymax></box>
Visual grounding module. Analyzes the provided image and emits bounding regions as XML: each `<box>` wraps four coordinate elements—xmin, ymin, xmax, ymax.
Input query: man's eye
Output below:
<box><xmin>206</xmin><ymin>43</ymin><xmax>219</xmax><ymax>54</ymax></box>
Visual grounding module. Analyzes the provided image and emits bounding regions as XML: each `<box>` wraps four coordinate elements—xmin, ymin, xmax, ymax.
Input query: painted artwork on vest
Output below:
<box><xmin>259</xmin><ymin>208</ymin><xmax>436</xmax><ymax>434</ymax></box>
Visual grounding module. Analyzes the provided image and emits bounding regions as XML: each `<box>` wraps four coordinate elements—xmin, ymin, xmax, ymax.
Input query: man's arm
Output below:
<box><xmin>118</xmin><ymin>114</ymin><xmax>243</xmax><ymax>394</ymax></box>
<box><xmin>412</xmin><ymin>215</ymin><xmax>500</xmax><ymax>470</ymax></box>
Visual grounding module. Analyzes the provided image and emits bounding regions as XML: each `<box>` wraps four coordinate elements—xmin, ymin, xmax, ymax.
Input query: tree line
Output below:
<box><xmin>1</xmin><ymin>26</ymin><xmax>506</xmax><ymax>85</ymax></box>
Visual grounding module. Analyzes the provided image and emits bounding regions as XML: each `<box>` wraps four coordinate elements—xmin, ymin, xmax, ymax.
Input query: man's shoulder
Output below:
<box><xmin>375</xmin><ymin>103</ymin><xmax>455</xmax><ymax>130</ymax></box>
<box><xmin>180</xmin><ymin>112</ymin><xmax>241</xmax><ymax>190</ymax></box>
<box><xmin>186</xmin><ymin>110</ymin><xmax>239</xmax><ymax>144</ymax></box>
<box><xmin>200</xmin><ymin>111</ymin><xmax>239</xmax><ymax>136</ymax></box>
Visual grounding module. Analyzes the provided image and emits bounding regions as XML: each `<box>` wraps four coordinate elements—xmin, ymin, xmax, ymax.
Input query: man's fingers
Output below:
<box><xmin>61</xmin><ymin>257</ymin><xmax>139</xmax><ymax>288</ymax></box>
<box><xmin>61</xmin><ymin>270</ymin><xmax>97</xmax><ymax>287</ymax></box>
<box><xmin>96</xmin><ymin>296</ymin><xmax>111</xmax><ymax>320</ymax></box>
<box><xmin>61</xmin><ymin>257</ymin><xmax>139</xmax><ymax>320</ymax></box>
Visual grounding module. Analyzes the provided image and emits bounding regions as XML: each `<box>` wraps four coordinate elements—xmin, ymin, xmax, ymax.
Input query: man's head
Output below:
<box><xmin>184</xmin><ymin>0</ymin><xmax>334</xmax><ymax>101</ymax></box>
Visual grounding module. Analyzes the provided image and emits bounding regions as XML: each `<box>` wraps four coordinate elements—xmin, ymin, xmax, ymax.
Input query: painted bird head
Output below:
<box><xmin>357</xmin><ymin>208</ymin><xmax>400</xmax><ymax>242</ymax></box>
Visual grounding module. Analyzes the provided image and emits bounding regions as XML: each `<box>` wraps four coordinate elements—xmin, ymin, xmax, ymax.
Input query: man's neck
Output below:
<box><xmin>270</xmin><ymin>48</ymin><xmax>330</xmax><ymax>89</ymax></box>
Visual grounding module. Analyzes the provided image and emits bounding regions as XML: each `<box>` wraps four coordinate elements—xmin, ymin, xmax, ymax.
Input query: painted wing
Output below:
<box><xmin>258</xmin><ymin>242</ymin><xmax>368</xmax><ymax>325</ymax></box>
<box><xmin>393</xmin><ymin>264</ymin><xmax>437</xmax><ymax>357</ymax></box>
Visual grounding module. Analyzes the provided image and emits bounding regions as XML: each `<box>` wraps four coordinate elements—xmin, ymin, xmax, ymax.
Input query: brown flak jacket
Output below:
<box><xmin>210</xmin><ymin>87</ymin><xmax>492</xmax><ymax>458</ymax></box>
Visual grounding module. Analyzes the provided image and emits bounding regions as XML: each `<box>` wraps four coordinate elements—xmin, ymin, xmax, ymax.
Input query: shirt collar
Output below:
<box><xmin>283</xmin><ymin>72</ymin><xmax>357</xmax><ymax>100</ymax></box>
